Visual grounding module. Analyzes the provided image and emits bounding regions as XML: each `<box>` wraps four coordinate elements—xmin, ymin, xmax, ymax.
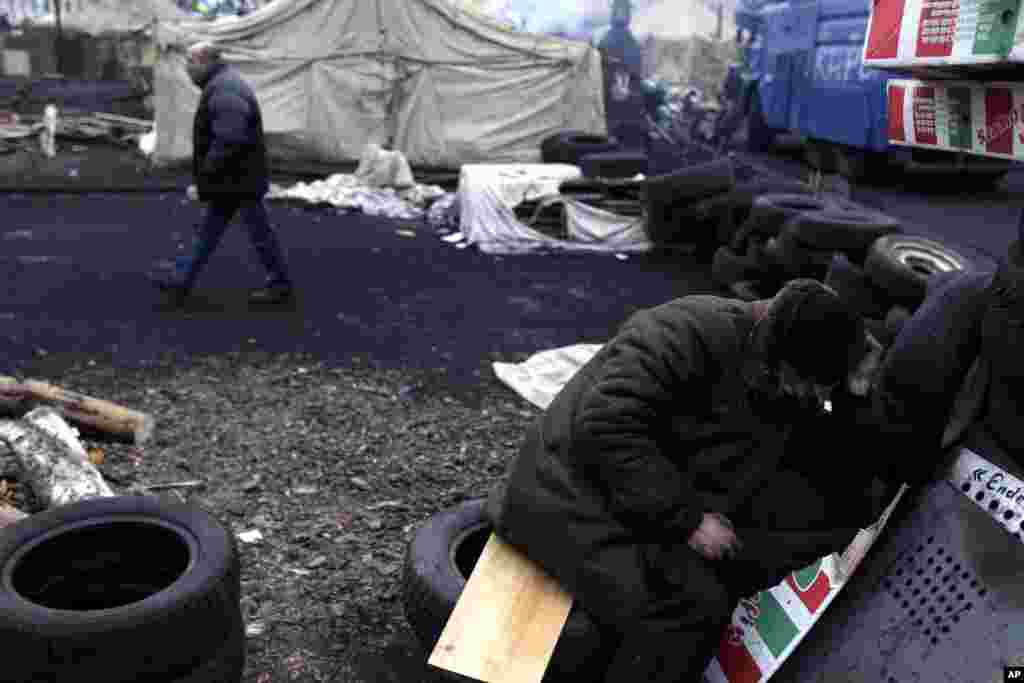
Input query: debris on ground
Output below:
<box><xmin>267</xmin><ymin>174</ymin><xmax>446</xmax><ymax>220</ymax></box>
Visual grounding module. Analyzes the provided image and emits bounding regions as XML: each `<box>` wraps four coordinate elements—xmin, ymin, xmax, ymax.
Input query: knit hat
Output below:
<box><xmin>751</xmin><ymin>279</ymin><xmax>868</xmax><ymax>386</ymax></box>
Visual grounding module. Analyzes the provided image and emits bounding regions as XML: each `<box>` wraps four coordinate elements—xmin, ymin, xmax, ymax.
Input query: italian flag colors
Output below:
<box><xmin>887</xmin><ymin>79</ymin><xmax>1024</xmax><ymax>159</ymax></box>
<box><xmin>863</xmin><ymin>0</ymin><xmax>1022</xmax><ymax>67</ymax></box>
<box><xmin>706</xmin><ymin>486</ymin><xmax>908</xmax><ymax>683</ymax></box>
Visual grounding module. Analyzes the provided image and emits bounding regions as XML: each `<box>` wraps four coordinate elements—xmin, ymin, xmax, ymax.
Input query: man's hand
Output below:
<box><xmin>848</xmin><ymin>332</ymin><xmax>884</xmax><ymax>397</ymax></box>
<box><xmin>186</xmin><ymin>185</ymin><xmax>199</xmax><ymax>202</ymax></box>
<box><xmin>688</xmin><ymin>512</ymin><xmax>743</xmax><ymax>561</ymax></box>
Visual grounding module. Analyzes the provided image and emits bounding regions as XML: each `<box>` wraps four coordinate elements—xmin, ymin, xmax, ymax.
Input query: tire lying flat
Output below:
<box><xmin>864</xmin><ymin>234</ymin><xmax>978</xmax><ymax>308</ymax></box>
<box><xmin>786</xmin><ymin>209</ymin><xmax>902</xmax><ymax>263</ymax></box>
<box><xmin>402</xmin><ymin>499</ymin><xmax>610</xmax><ymax>683</ymax></box>
<box><xmin>0</xmin><ymin>495</ymin><xmax>243</xmax><ymax>683</ymax></box>
<box><xmin>541</xmin><ymin>131</ymin><xmax>619</xmax><ymax>165</ymax></box>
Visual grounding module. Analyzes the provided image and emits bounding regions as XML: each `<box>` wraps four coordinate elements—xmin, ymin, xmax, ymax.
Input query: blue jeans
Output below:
<box><xmin>176</xmin><ymin>198</ymin><xmax>291</xmax><ymax>290</ymax></box>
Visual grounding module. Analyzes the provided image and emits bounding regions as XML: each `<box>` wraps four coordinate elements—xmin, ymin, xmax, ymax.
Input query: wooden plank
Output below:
<box><xmin>429</xmin><ymin>532</ymin><xmax>574</xmax><ymax>683</ymax></box>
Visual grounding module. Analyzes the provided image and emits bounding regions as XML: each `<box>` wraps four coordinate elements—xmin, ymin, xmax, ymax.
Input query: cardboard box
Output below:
<box><xmin>863</xmin><ymin>0</ymin><xmax>1024</xmax><ymax>68</ymax></box>
<box><xmin>887</xmin><ymin>78</ymin><xmax>1024</xmax><ymax>159</ymax></box>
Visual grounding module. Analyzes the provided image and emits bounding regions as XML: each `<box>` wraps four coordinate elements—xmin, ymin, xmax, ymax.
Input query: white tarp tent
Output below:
<box><xmin>149</xmin><ymin>0</ymin><xmax>607</xmax><ymax>169</ymax></box>
<box><xmin>21</xmin><ymin>0</ymin><xmax>190</xmax><ymax>35</ymax></box>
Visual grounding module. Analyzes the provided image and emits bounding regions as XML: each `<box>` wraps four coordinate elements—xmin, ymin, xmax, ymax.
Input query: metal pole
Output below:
<box><xmin>53</xmin><ymin>0</ymin><xmax>62</xmax><ymax>75</ymax></box>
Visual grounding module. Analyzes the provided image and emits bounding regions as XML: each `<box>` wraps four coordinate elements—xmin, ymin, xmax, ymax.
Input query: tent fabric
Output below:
<box><xmin>150</xmin><ymin>0</ymin><xmax>607</xmax><ymax>169</ymax></box>
<box><xmin>457</xmin><ymin>163</ymin><xmax>653</xmax><ymax>255</ymax></box>
<box><xmin>22</xmin><ymin>0</ymin><xmax>190</xmax><ymax>35</ymax></box>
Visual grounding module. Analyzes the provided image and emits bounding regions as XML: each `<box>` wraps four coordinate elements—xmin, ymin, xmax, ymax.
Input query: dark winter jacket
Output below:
<box><xmin>192</xmin><ymin>63</ymin><xmax>269</xmax><ymax>200</ymax></box>
<box><xmin>486</xmin><ymin>296</ymin><xmax>804</xmax><ymax>598</ymax></box>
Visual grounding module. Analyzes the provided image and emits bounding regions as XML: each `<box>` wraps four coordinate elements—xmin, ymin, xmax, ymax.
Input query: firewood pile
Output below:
<box><xmin>0</xmin><ymin>377</ymin><xmax>157</xmax><ymax>529</ymax></box>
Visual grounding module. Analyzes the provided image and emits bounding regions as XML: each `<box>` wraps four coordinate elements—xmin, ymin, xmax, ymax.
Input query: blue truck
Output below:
<box><xmin>728</xmin><ymin>0</ymin><xmax>1015</xmax><ymax>183</ymax></box>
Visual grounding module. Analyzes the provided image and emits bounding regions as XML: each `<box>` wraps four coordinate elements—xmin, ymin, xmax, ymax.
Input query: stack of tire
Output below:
<box><xmin>979</xmin><ymin>240</ymin><xmax>1024</xmax><ymax>454</ymax></box>
<box><xmin>540</xmin><ymin>130</ymin><xmax>649</xmax><ymax>181</ymax></box>
<box><xmin>711</xmin><ymin>192</ymin><xmax>984</xmax><ymax>346</ymax></box>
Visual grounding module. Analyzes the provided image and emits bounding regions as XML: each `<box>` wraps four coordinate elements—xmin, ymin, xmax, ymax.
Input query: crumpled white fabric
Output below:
<box><xmin>492</xmin><ymin>343</ymin><xmax>604</xmax><ymax>410</ymax></box>
<box><xmin>267</xmin><ymin>174</ymin><xmax>445</xmax><ymax>220</ymax></box>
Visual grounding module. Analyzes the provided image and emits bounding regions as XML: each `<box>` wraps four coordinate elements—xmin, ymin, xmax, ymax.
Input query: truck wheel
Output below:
<box><xmin>864</xmin><ymin>235</ymin><xmax>976</xmax><ymax>307</ymax></box>
<box><xmin>0</xmin><ymin>496</ymin><xmax>243</xmax><ymax>683</ymax></box>
<box><xmin>744</xmin><ymin>92</ymin><xmax>774</xmax><ymax>153</ymax></box>
<box><xmin>824</xmin><ymin>253</ymin><xmax>892</xmax><ymax>320</ymax></box>
<box><xmin>402</xmin><ymin>499</ymin><xmax>610</xmax><ymax>683</ymax></box>
<box><xmin>787</xmin><ymin>209</ymin><xmax>902</xmax><ymax>262</ymax></box>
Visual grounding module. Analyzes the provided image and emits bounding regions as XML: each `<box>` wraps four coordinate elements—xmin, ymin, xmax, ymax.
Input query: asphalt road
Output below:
<box><xmin>1</xmin><ymin>141</ymin><xmax>1020</xmax><ymax>385</ymax></box>
<box><xmin>0</xmin><ymin>192</ymin><xmax>712</xmax><ymax>383</ymax></box>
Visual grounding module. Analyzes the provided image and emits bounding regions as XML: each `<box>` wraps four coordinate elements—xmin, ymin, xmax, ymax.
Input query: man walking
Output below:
<box><xmin>486</xmin><ymin>279</ymin><xmax>885</xmax><ymax>682</ymax></box>
<box><xmin>151</xmin><ymin>42</ymin><xmax>293</xmax><ymax>305</ymax></box>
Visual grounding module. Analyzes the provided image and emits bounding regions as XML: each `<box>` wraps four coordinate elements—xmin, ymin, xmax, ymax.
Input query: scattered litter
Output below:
<box><xmin>293</xmin><ymin>485</ymin><xmax>318</xmax><ymax>495</ymax></box>
<box><xmin>246</xmin><ymin>622</ymin><xmax>266</xmax><ymax>637</ymax></box>
<box><xmin>426</xmin><ymin>192</ymin><xmax>460</xmax><ymax>230</ymax></box>
<box><xmin>86</xmin><ymin>447</ymin><xmax>105</xmax><ymax>466</ymax></box>
<box><xmin>367</xmin><ymin>500</ymin><xmax>405</xmax><ymax>511</ymax></box>
<box><xmin>238</xmin><ymin>529</ymin><xmax>264</xmax><ymax>544</ymax></box>
<box><xmin>349</xmin><ymin>476</ymin><xmax>370</xmax><ymax>490</ymax></box>
<box><xmin>396</xmin><ymin>229</ymin><xmax>417</xmax><ymax>238</ymax></box>
<box><xmin>442</xmin><ymin>231</ymin><xmax>465</xmax><ymax>243</ymax></box>
<box><xmin>306</xmin><ymin>555</ymin><xmax>328</xmax><ymax>569</ymax></box>
<box><xmin>456</xmin><ymin>242</ymin><xmax>470</xmax><ymax>250</ymax></box>
<box><xmin>267</xmin><ymin>173</ymin><xmax>444</xmax><ymax>220</ymax></box>
<box><xmin>615</xmin><ymin>253</ymin><xmax>629</xmax><ymax>261</ymax></box>
<box><xmin>288</xmin><ymin>568</ymin><xmax>312</xmax><ymax>577</ymax></box>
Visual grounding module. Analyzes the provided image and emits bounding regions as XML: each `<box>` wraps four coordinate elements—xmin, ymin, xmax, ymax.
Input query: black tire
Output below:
<box><xmin>558</xmin><ymin>178</ymin><xmax>608</xmax><ymax>196</ymax></box>
<box><xmin>774</xmin><ymin>229</ymin><xmax>835</xmax><ymax>280</ymax></box>
<box><xmin>864</xmin><ymin>235</ymin><xmax>976</xmax><ymax>308</ymax></box>
<box><xmin>644</xmin><ymin>158</ymin><xmax>736</xmax><ymax>245</ymax></box>
<box><xmin>732</xmin><ymin>193</ymin><xmax>836</xmax><ymax>251</ymax></box>
<box><xmin>705</xmin><ymin>179</ymin><xmax>814</xmax><ymax>247</ymax></box>
<box><xmin>823</xmin><ymin>253</ymin><xmax>892</xmax><ymax>320</ymax></box>
<box><xmin>884</xmin><ymin>305</ymin><xmax>912</xmax><ymax>342</ymax></box>
<box><xmin>863</xmin><ymin>317</ymin><xmax>892</xmax><ymax>347</ymax></box>
<box><xmin>402</xmin><ymin>499</ymin><xmax>609</xmax><ymax>683</ymax></box>
<box><xmin>580</xmin><ymin>151</ymin><xmax>650</xmax><ymax>179</ymax></box>
<box><xmin>712</xmin><ymin>245</ymin><xmax>756</xmax><ymax>286</ymax></box>
<box><xmin>786</xmin><ymin>209</ymin><xmax>902</xmax><ymax>258</ymax></box>
<box><xmin>542</xmin><ymin>131</ymin><xmax>620</xmax><ymax>165</ymax></box>
<box><xmin>0</xmin><ymin>496</ymin><xmax>242</xmax><ymax>683</ymax></box>
<box><xmin>989</xmin><ymin>239</ymin><xmax>1024</xmax><ymax>304</ymax></box>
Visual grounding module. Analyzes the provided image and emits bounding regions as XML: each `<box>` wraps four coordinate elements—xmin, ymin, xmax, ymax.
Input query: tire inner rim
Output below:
<box><xmin>893</xmin><ymin>242</ymin><xmax>964</xmax><ymax>275</ymax></box>
<box><xmin>6</xmin><ymin>516</ymin><xmax>198</xmax><ymax>612</ymax></box>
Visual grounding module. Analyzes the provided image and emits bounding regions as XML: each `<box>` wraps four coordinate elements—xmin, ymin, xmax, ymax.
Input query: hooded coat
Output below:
<box><xmin>192</xmin><ymin>62</ymin><xmax>270</xmax><ymax>201</ymax></box>
<box><xmin>485</xmin><ymin>295</ymin><xmax>812</xmax><ymax>602</ymax></box>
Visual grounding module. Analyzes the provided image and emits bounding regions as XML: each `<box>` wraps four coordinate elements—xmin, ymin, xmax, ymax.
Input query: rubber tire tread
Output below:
<box><xmin>774</xmin><ymin>229</ymin><xmax>834</xmax><ymax>280</ymax></box>
<box><xmin>172</xmin><ymin>604</ymin><xmax>245</xmax><ymax>683</ymax></box>
<box><xmin>579</xmin><ymin>151</ymin><xmax>650</xmax><ymax>179</ymax></box>
<box><xmin>787</xmin><ymin>209</ymin><xmax>902</xmax><ymax>255</ymax></box>
<box><xmin>823</xmin><ymin>253</ymin><xmax>893</xmax><ymax>320</ymax></box>
<box><xmin>401</xmin><ymin>499</ymin><xmax>609</xmax><ymax>683</ymax></box>
<box><xmin>644</xmin><ymin>158</ymin><xmax>736</xmax><ymax>244</ymax></box>
<box><xmin>864</xmin><ymin>234</ymin><xmax>975</xmax><ymax>308</ymax></box>
<box><xmin>707</xmin><ymin>179</ymin><xmax>813</xmax><ymax>247</ymax></box>
<box><xmin>0</xmin><ymin>495</ymin><xmax>241</xmax><ymax>683</ymax></box>
<box><xmin>542</xmin><ymin>132</ymin><xmax>619</xmax><ymax>165</ymax></box>
<box><xmin>730</xmin><ymin>193</ymin><xmax>836</xmax><ymax>252</ymax></box>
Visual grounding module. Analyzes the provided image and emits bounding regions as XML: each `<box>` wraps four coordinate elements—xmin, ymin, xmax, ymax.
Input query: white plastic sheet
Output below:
<box><xmin>457</xmin><ymin>164</ymin><xmax>653</xmax><ymax>255</ymax></box>
<box><xmin>492</xmin><ymin>344</ymin><xmax>603</xmax><ymax>410</ymax></box>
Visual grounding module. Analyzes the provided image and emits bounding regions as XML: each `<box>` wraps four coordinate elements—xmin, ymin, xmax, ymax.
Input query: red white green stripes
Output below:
<box><xmin>887</xmin><ymin>79</ymin><xmax>1024</xmax><ymax>159</ymax></box>
<box><xmin>707</xmin><ymin>488</ymin><xmax>908</xmax><ymax>683</ymax></box>
<box><xmin>864</xmin><ymin>0</ymin><xmax>1024</xmax><ymax>66</ymax></box>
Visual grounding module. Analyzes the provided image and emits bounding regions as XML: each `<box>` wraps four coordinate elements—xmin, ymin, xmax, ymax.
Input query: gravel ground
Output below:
<box><xmin>2</xmin><ymin>349</ymin><xmax>543</xmax><ymax>682</ymax></box>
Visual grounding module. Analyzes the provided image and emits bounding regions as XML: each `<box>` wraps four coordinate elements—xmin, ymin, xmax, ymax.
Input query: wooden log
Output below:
<box><xmin>0</xmin><ymin>407</ymin><xmax>115</xmax><ymax>508</ymax></box>
<box><xmin>0</xmin><ymin>376</ymin><xmax>155</xmax><ymax>445</ymax></box>
<box><xmin>0</xmin><ymin>502</ymin><xmax>28</xmax><ymax>528</ymax></box>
